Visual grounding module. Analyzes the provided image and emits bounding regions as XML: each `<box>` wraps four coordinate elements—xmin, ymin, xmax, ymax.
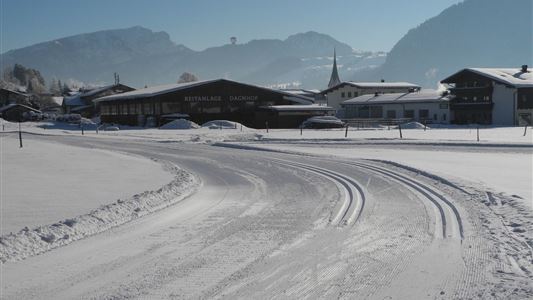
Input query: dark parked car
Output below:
<box><xmin>301</xmin><ymin>116</ymin><xmax>345</xmax><ymax>129</ymax></box>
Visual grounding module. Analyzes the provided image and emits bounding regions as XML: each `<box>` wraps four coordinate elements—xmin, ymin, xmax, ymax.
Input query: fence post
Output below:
<box><xmin>300</xmin><ymin>125</ymin><xmax>303</xmax><ymax>136</ymax></box>
<box><xmin>477</xmin><ymin>126</ymin><xmax>480</xmax><ymax>142</ymax></box>
<box><xmin>265</xmin><ymin>121</ymin><xmax>269</xmax><ymax>133</ymax></box>
<box><xmin>18</xmin><ymin>121</ymin><xmax>23</xmax><ymax>148</ymax></box>
<box><xmin>423</xmin><ymin>120</ymin><xmax>427</xmax><ymax>131</ymax></box>
<box><xmin>81</xmin><ymin>124</ymin><xmax>84</xmax><ymax>135</ymax></box>
<box><xmin>398</xmin><ymin>123</ymin><xmax>403</xmax><ymax>139</ymax></box>
<box><xmin>345</xmin><ymin>124</ymin><xmax>348</xmax><ymax>138</ymax></box>
<box><xmin>524</xmin><ymin>124</ymin><xmax>528</xmax><ymax>137</ymax></box>
<box><xmin>240</xmin><ymin>124</ymin><xmax>243</xmax><ymax>132</ymax></box>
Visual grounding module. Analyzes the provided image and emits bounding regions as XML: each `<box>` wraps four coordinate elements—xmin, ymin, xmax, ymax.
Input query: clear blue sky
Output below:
<box><xmin>1</xmin><ymin>0</ymin><xmax>462</xmax><ymax>53</ymax></box>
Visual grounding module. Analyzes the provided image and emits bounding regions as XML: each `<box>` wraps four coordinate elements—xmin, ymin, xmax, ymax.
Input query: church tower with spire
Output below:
<box><xmin>328</xmin><ymin>48</ymin><xmax>341</xmax><ymax>88</ymax></box>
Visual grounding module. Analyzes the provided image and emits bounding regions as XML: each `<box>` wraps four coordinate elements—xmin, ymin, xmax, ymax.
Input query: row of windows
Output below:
<box><xmin>340</xmin><ymin>92</ymin><xmax>359</xmax><ymax>98</ymax></box>
<box><xmin>346</xmin><ymin>106</ymin><xmax>446</xmax><ymax>121</ymax></box>
<box><xmin>100</xmin><ymin>100</ymin><xmax>278</xmax><ymax>116</ymax></box>
<box><xmin>456</xmin><ymin>95</ymin><xmax>491</xmax><ymax>102</ymax></box>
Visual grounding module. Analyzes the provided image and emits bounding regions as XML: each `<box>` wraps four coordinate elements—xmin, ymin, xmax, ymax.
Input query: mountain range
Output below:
<box><xmin>1</xmin><ymin>0</ymin><xmax>531</xmax><ymax>89</ymax></box>
<box><xmin>0</xmin><ymin>27</ymin><xmax>384</xmax><ymax>89</ymax></box>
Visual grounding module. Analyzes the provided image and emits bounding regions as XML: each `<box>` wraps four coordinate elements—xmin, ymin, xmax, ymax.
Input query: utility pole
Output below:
<box><xmin>18</xmin><ymin>121</ymin><xmax>23</xmax><ymax>148</ymax></box>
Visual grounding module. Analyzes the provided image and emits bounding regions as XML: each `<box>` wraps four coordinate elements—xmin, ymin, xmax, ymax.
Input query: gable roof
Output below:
<box><xmin>441</xmin><ymin>68</ymin><xmax>533</xmax><ymax>88</ymax></box>
<box><xmin>80</xmin><ymin>83</ymin><xmax>135</xmax><ymax>98</ymax></box>
<box><xmin>0</xmin><ymin>103</ymin><xmax>41</xmax><ymax>113</ymax></box>
<box><xmin>94</xmin><ymin>79</ymin><xmax>314</xmax><ymax>104</ymax></box>
<box><xmin>321</xmin><ymin>81</ymin><xmax>421</xmax><ymax>94</ymax></box>
<box><xmin>342</xmin><ymin>90</ymin><xmax>449</xmax><ymax>106</ymax></box>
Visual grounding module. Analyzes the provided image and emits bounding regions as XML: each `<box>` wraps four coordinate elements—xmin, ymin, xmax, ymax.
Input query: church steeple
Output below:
<box><xmin>328</xmin><ymin>48</ymin><xmax>341</xmax><ymax>88</ymax></box>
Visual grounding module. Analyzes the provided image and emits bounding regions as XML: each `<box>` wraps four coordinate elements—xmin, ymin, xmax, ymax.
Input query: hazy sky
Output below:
<box><xmin>1</xmin><ymin>0</ymin><xmax>462</xmax><ymax>53</ymax></box>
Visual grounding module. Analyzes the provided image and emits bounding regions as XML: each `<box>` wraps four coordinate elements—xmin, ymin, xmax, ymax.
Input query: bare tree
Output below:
<box><xmin>177</xmin><ymin>72</ymin><xmax>199</xmax><ymax>84</ymax></box>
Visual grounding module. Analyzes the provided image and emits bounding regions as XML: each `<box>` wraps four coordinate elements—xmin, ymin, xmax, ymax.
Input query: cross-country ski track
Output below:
<box><xmin>1</xmin><ymin>134</ymin><xmax>531</xmax><ymax>299</ymax></box>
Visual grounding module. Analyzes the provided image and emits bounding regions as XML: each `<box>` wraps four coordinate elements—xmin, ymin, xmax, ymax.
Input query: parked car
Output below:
<box><xmin>301</xmin><ymin>116</ymin><xmax>345</xmax><ymax>129</ymax></box>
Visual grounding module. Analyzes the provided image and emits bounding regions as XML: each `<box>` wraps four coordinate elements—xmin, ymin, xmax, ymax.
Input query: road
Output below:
<box><xmin>1</xmin><ymin>135</ymin><xmax>530</xmax><ymax>299</ymax></box>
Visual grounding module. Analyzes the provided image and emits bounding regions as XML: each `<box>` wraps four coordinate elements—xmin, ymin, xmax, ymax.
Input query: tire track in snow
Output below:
<box><xmin>270</xmin><ymin>158</ymin><xmax>365</xmax><ymax>227</ymax></box>
<box><xmin>348</xmin><ymin>161</ymin><xmax>464</xmax><ymax>240</ymax></box>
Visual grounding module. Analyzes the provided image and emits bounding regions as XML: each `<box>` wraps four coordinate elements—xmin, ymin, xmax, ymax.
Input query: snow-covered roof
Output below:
<box><xmin>321</xmin><ymin>81</ymin><xmax>421</xmax><ymax>94</ymax></box>
<box><xmin>63</xmin><ymin>94</ymin><xmax>86</xmax><ymax>106</ymax></box>
<box><xmin>342</xmin><ymin>90</ymin><xmax>450</xmax><ymax>106</ymax></box>
<box><xmin>261</xmin><ymin>105</ymin><xmax>334</xmax><ymax>111</ymax></box>
<box><xmin>0</xmin><ymin>103</ymin><xmax>41</xmax><ymax>113</ymax></box>
<box><xmin>446</xmin><ymin>68</ymin><xmax>533</xmax><ymax>88</ymax></box>
<box><xmin>95</xmin><ymin>79</ymin><xmax>314</xmax><ymax>104</ymax></box>
<box><xmin>0</xmin><ymin>88</ymin><xmax>29</xmax><ymax>97</ymax></box>
<box><xmin>80</xmin><ymin>84</ymin><xmax>134</xmax><ymax>98</ymax></box>
<box><xmin>51</xmin><ymin>96</ymin><xmax>64</xmax><ymax>105</ymax></box>
<box><xmin>345</xmin><ymin>82</ymin><xmax>421</xmax><ymax>88</ymax></box>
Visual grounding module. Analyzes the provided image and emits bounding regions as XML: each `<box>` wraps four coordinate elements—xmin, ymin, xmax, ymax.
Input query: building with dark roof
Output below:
<box><xmin>441</xmin><ymin>66</ymin><xmax>533</xmax><ymax>125</ymax></box>
<box><xmin>0</xmin><ymin>103</ymin><xmax>41</xmax><ymax>122</ymax></box>
<box><xmin>0</xmin><ymin>88</ymin><xmax>30</xmax><ymax>106</ymax></box>
<box><xmin>341</xmin><ymin>90</ymin><xmax>450</xmax><ymax>123</ymax></box>
<box><xmin>94</xmin><ymin>79</ymin><xmax>328</xmax><ymax>128</ymax></box>
<box><xmin>62</xmin><ymin>83</ymin><xmax>135</xmax><ymax>116</ymax></box>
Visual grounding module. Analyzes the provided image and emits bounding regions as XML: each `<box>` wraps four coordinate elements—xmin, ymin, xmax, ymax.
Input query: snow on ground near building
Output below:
<box><xmin>227</xmin><ymin>142</ymin><xmax>533</xmax><ymax>209</ymax></box>
<box><xmin>0</xmin><ymin>135</ymin><xmax>175</xmax><ymax>235</ymax></box>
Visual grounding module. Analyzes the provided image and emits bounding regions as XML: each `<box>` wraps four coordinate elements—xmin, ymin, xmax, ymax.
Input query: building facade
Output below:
<box><xmin>95</xmin><ymin>79</ymin><xmax>323</xmax><ymax>128</ymax></box>
<box><xmin>341</xmin><ymin>90</ymin><xmax>450</xmax><ymax>124</ymax></box>
<box><xmin>321</xmin><ymin>81</ymin><xmax>421</xmax><ymax>112</ymax></box>
<box><xmin>441</xmin><ymin>67</ymin><xmax>533</xmax><ymax>125</ymax></box>
<box><xmin>63</xmin><ymin>84</ymin><xmax>135</xmax><ymax>116</ymax></box>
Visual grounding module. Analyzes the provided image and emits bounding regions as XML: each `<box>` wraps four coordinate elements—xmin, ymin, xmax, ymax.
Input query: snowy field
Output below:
<box><xmin>1</xmin><ymin>120</ymin><xmax>532</xmax><ymax>299</ymax></box>
<box><xmin>0</xmin><ymin>134</ymin><xmax>174</xmax><ymax>234</ymax></box>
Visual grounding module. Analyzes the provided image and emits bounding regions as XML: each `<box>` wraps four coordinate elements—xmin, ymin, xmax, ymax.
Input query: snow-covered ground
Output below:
<box><xmin>0</xmin><ymin>134</ymin><xmax>174</xmax><ymax>235</ymax></box>
<box><xmin>1</xmin><ymin>121</ymin><xmax>532</xmax><ymax>299</ymax></box>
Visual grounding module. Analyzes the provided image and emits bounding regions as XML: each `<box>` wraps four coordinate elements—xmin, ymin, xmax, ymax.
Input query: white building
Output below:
<box><xmin>441</xmin><ymin>66</ymin><xmax>533</xmax><ymax>125</ymax></box>
<box><xmin>341</xmin><ymin>90</ymin><xmax>450</xmax><ymax>123</ymax></box>
<box><xmin>322</xmin><ymin>81</ymin><xmax>421</xmax><ymax>111</ymax></box>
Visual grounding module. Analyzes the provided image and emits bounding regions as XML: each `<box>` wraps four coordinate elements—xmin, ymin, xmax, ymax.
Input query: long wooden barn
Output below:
<box><xmin>94</xmin><ymin>79</ymin><xmax>334</xmax><ymax>128</ymax></box>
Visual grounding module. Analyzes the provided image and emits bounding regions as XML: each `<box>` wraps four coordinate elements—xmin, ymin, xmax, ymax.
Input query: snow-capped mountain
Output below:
<box><xmin>1</xmin><ymin>28</ymin><xmax>384</xmax><ymax>89</ymax></box>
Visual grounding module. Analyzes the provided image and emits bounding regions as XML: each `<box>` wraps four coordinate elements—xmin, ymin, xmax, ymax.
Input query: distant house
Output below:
<box><xmin>441</xmin><ymin>66</ymin><xmax>533</xmax><ymax>125</ymax></box>
<box><xmin>0</xmin><ymin>88</ymin><xmax>30</xmax><ymax>106</ymax></box>
<box><xmin>280</xmin><ymin>88</ymin><xmax>324</xmax><ymax>103</ymax></box>
<box><xmin>62</xmin><ymin>83</ymin><xmax>135</xmax><ymax>116</ymax></box>
<box><xmin>341</xmin><ymin>90</ymin><xmax>450</xmax><ymax>124</ymax></box>
<box><xmin>321</xmin><ymin>81</ymin><xmax>421</xmax><ymax>112</ymax></box>
<box><xmin>0</xmin><ymin>103</ymin><xmax>41</xmax><ymax>122</ymax></box>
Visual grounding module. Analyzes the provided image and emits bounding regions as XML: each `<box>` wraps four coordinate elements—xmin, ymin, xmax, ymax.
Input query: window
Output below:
<box><xmin>433</xmin><ymin>114</ymin><xmax>438</xmax><ymax>120</ymax></box>
<box><xmin>404</xmin><ymin>110</ymin><xmax>414</xmax><ymax>119</ymax></box>
<box><xmin>341</xmin><ymin>92</ymin><xmax>345</xmax><ymax>98</ymax></box>
<box><xmin>443</xmin><ymin>113</ymin><xmax>447</xmax><ymax>121</ymax></box>
<box><xmin>129</xmin><ymin>103</ymin><xmax>137</xmax><ymax>114</ymax></box>
<box><xmin>386</xmin><ymin>110</ymin><xmax>396</xmax><ymax>119</ymax></box>
<box><xmin>354</xmin><ymin>92</ymin><xmax>359</xmax><ymax>97</ymax></box>
<box><xmin>100</xmin><ymin>105</ymin><xmax>109</xmax><ymax>115</ymax></box>
<box><xmin>347</xmin><ymin>92</ymin><xmax>352</xmax><ymax>98</ymax></box>
<box><xmin>518</xmin><ymin>95</ymin><xmax>533</xmax><ymax>109</ymax></box>
<box><xmin>419</xmin><ymin>109</ymin><xmax>429</xmax><ymax>119</ymax></box>
<box><xmin>358</xmin><ymin>106</ymin><xmax>370</xmax><ymax>118</ymax></box>
<box><xmin>370</xmin><ymin>106</ymin><xmax>383</xmax><ymax>118</ymax></box>
<box><xmin>143</xmin><ymin>102</ymin><xmax>153</xmax><ymax>115</ymax></box>
<box><xmin>439</xmin><ymin>103</ymin><xmax>449</xmax><ymax>109</ymax></box>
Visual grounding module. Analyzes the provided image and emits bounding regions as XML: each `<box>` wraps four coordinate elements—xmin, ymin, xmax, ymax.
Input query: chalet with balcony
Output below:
<box><xmin>441</xmin><ymin>66</ymin><xmax>533</xmax><ymax>125</ymax></box>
